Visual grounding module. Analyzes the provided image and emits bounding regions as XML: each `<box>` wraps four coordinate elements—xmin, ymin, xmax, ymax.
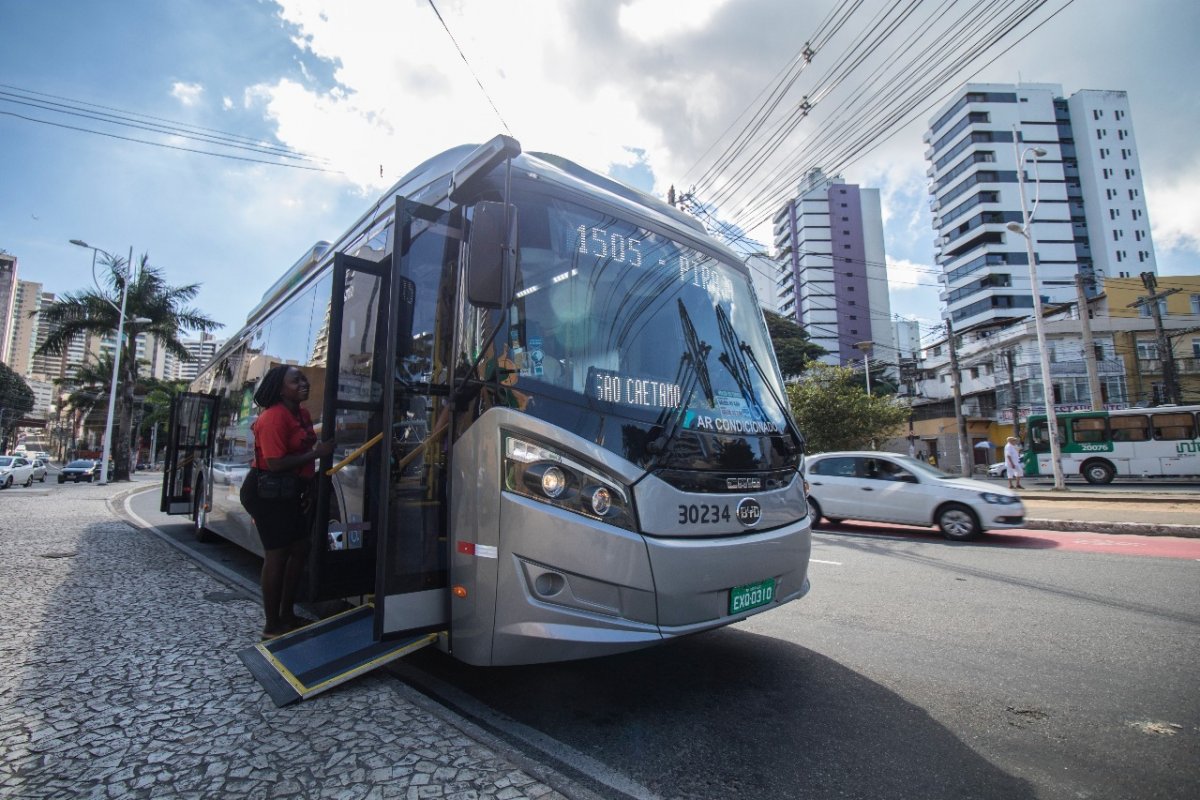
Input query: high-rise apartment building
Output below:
<box><xmin>175</xmin><ymin>333</ymin><xmax>222</xmax><ymax>382</ymax></box>
<box><xmin>5</xmin><ymin>280</ymin><xmax>42</xmax><ymax>377</ymax></box>
<box><xmin>0</xmin><ymin>253</ymin><xmax>18</xmax><ymax>365</ymax></box>
<box><xmin>925</xmin><ymin>83</ymin><xmax>1156</xmax><ymax>330</ymax></box>
<box><xmin>773</xmin><ymin>168</ymin><xmax>896</xmax><ymax>366</ymax></box>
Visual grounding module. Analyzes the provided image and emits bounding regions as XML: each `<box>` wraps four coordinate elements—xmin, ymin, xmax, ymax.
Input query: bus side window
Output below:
<box><xmin>1110</xmin><ymin>415</ymin><xmax>1149</xmax><ymax>442</ymax></box>
<box><xmin>1151</xmin><ymin>412</ymin><xmax>1196</xmax><ymax>441</ymax></box>
<box><xmin>1071</xmin><ymin>417</ymin><xmax>1107</xmax><ymax>444</ymax></box>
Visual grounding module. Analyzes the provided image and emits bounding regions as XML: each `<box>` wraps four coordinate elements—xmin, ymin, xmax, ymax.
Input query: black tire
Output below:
<box><xmin>936</xmin><ymin>502</ymin><xmax>981</xmax><ymax>540</ymax></box>
<box><xmin>23</xmin><ymin>474</ymin><xmax>33</xmax><ymax>487</ymax></box>
<box><xmin>58</xmin><ymin>475</ymin><xmax>65</xmax><ymax>484</ymax></box>
<box><xmin>193</xmin><ymin>480</ymin><xmax>217</xmax><ymax>543</ymax></box>
<box><xmin>1082</xmin><ymin>459</ymin><xmax>1115</xmax><ymax>485</ymax></box>
<box><xmin>2</xmin><ymin>476</ymin><xmax>11</xmax><ymax>489</ymax></box>
<box><xmin>807</xmin><ymin>497</ymin><xmax>822</xmax><ymax>525</ymax></box>
<box><xmin>39</xmin><ymin>473</ymin><xmax>46</xmax><ymax>482</ymax></box>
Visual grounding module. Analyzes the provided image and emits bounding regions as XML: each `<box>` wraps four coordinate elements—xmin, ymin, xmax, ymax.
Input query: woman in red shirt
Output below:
<box><xmin>240</xmin><ymin>365</ymin><xmax>334</xmax><ymax>639</ymax></box>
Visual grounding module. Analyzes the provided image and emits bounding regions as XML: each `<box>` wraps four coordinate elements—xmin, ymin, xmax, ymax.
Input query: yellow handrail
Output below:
<box><xmin>325</xmin><ymin>432</ymin><xmax>383</xmax><ymax>476</ymax></box>
<box><xmin>394</xmin><ymin>421</ymin><xmax>449</xmax><ymax>472</ymax></box>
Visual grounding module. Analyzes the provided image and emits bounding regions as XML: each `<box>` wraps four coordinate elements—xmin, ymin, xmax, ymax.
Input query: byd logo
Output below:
<box><xmin>736</xmin><ymin>498</ymin><xmax>762</xmax><ymax>527</ymax></box>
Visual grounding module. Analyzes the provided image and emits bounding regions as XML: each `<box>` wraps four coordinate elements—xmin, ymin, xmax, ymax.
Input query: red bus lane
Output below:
<box><xmin>815</xmin><ymin>521</ymin><xmax>1200</xmax><ymax>560</ymax></box>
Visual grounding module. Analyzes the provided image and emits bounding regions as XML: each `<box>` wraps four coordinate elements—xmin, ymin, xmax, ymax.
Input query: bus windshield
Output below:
<box><xmin>504</xmin><ymin>191</ymin><xmax>790</xmax><ymax>440</ymax></box>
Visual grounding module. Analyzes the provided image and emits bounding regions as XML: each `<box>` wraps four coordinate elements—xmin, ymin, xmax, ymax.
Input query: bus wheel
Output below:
<box><xmin>937</xmin><ymin>503</ymin><xmax>980</xmax><ymax>540</ymax></box>
<box><xmin>193</xmin><ymin>481</ymin><xmax>217</xmax><ymax>542</ymax></box>
<box><xmin>1082</xmin><ymin>459</ymin><xmax>1115</xmax><ymax>485</ymax></box>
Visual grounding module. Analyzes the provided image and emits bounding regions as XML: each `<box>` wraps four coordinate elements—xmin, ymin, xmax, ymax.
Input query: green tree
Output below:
<box><xmin>35</xmin><ymin>253</ymin><xmax>219</xmax><ymax>480</ymax></box>
<box><xmin>763</xmin><ymin>311</ymin><xmax>827</xmax><ymax>379</ymax></box>
<box><xmin>0</xmin><ymin>361</ymin><xmax>36</xmax><ymax>451</ymax></box>
<box><xmin>139</xmin><ymin>378</ymin><xmax>190</xmax><ymax>464</ymax></box>
<box><xmin>787</xmin><ymin>363</ymin><xmax>909</xmax><ymax>453</ymax></box>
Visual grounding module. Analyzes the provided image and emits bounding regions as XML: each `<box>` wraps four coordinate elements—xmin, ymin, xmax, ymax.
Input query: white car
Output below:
<box><xmin>804</xmin><ymin>451</ymin><xmax>1025</xmax><ymax>540</ymax></box>
<box><xmin>0</xmin><ymin>455</ymin><xmax>36</xmax><ymax>488</ymax></box>
<box><xmin>29</xmin><ymin>458</ymin><xmax>48</xmax><ymax>482</ymax></box>
<box><xmin>987</xmin><ymin>461</ymin><xmax>1007</xmax><ymax>478</ymax></box>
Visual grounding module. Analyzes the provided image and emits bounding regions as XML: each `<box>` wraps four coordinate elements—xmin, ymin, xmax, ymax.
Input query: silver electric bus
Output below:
<box><xmin>162</xmin><ymin>135</ymin><xmax>811</xmax><ymax>679</ymax></box>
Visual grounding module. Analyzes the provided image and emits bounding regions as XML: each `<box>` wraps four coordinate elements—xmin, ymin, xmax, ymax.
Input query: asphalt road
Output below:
<box><xmin>125</xmin><ymin>487</ymin><xmax>1199</xmax><ymax>800</ymax></box>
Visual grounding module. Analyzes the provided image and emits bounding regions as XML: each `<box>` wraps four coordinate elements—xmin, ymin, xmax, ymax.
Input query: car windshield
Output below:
<box><xmin>66</xmin><ymin>460</ymin><xmax>94</xmax><ymax>468</ymax></box>
<box><xmin>497</xmin><ymin>190</ymin><xmax>789</xmax><ymax>436</ymax></box>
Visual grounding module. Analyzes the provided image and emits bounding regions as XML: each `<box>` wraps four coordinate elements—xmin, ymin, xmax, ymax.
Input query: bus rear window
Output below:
<box><xmin>1151</xmin><ymin>412</ymin><xmax>1196</xmax><ymax>441</ymax></box>
<box><xmin>1109</xmin><ymin>415</ymin><xmax>1149</xmax><ymax>442</ymax></box>
<box><xmin>1071</xmin><ymin>417</ymin><xmax>1107</xmax><ymax>443</ymax></box>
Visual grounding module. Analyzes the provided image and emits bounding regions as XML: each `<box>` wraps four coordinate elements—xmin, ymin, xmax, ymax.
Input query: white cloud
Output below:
<box><xmin>171</xmin><ymin>81</ymin><xmax>204</xmax><ymax>107</ymax></box>
<box><xmin>886</xmin><ymin>255</ymin><xmax>938</xmax><ymax>291</ymax></box>
<box><xmin>222</xmin><ymin>96</ymin><xmax>234</xmax><ymax>110</ymax></box>
<box><xmin>618</xmin><ymin>0</ymin><xmax>733</xmax><ymax>43</ymax></box>
<box><xmin>1146</xmin><ymin>162</ymin><xmax>1200</xmax><ymax>256</ymax></box>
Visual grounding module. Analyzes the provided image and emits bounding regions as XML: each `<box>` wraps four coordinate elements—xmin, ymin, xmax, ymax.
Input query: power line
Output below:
<box><xmin>0</xmin><ymin>110</ymin><xmax>337</xmax><ymax>173</ymax></box>
<box><xmin>426</xmin><ymin>0</ymin><xmax>513</xmax><ymax>137</ymax></box>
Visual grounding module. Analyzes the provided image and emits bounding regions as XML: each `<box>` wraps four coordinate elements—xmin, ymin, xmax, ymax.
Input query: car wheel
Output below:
<box><xmin>39</xmin><ymin>474</ymin><xmax>46</xmax><ymax>482</ymax></box>
<box><xmin>807</xmin><ymin>497</ymin><xmax>822</xmax><ymax>525</ymax></box>
<box><xmin>24</xmin><ymin>474</ymin><xmax>33</xmax><ymax>487</ymax></box>
<box><xmin>58</xmin><ymin>475</ymin><xmax>65</xmax><ymax>484</ymax></box>
<box><xmin>2</xmin><ymin>476</ymin><xmax>11</xmax><ymax>489</ymax></box>
<box><xmin>937</xmin><ymin>502</ymin><xmax>980</xmax><ymax>540</ymax></box>
<box><xmin>1082</xmin><ymin>459</ymin><xmax>1115</xmax><ymax>485</ymax></box>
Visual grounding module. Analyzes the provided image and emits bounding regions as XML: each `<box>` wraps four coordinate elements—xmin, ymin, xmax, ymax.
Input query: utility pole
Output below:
<box><xmin>1002</xmin><ymin>348</ymin><xmax>1020</xmax><ymax>438</ymax></box>
<box><xmin>945</xmin><ymin>319</ymin><xmax>972</xmax><ymax>477</ymax></box>
<box><xmin>1075</xmin><ymin>274</ymin><xmax>1105</xmax><ymax>410</ymax></box>
<box><xmin>855</xmin><ymin>341</ymin><xmax>874</xmax><ymax>395</ymax></box>
<box><xmin>1129</xmin><ymin>272</ymin><xmax>1181</xmax><ymax>405</ymax></box>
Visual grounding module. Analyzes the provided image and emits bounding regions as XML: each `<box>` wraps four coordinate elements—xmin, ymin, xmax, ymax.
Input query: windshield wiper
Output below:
<box><xmin>645</xmin><ymin>300</ymin><xmax>711</xmax><ymax>468</ymax></box>
<box><xmin>715</xmin><ymin>305</ymin><xmax>805</xmax><ymax>456</ymax></box>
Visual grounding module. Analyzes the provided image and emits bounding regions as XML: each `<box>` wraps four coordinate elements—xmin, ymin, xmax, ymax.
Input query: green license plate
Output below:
<box><xmin>729</xmin><ymin>578</ymin><xmax>776</xmax><ymax>615</ymax></box>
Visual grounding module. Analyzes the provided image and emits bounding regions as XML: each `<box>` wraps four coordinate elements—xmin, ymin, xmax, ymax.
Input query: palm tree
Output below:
<box><xmin>139</xmin><ymin>378</ymin><xmax>190</xmax><ymax>466</ymax></box>
<box><xmin>35</xmin><ymin>253</ymin><xmax>220</xmax><ymax>480</ymax></box>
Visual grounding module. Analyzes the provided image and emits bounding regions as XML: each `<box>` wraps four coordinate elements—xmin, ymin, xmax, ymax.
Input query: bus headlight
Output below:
<box><xmin>503</xmin><ymin>434</ymin><xmax>634</xmax><ymax>530</ymax></box>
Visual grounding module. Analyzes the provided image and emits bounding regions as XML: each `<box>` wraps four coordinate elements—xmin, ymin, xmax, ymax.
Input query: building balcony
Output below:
<box><xmin>1138</xmin><ymin>357</ymin><xmax>1200</xmax><ymax>375</ymax></box>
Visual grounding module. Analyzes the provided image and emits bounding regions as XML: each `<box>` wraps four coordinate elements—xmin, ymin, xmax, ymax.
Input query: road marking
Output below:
<box><xmin>1072</xmin><ymin>539</ymin><xmax>1145</xmax><ymax>547</ymax></box>
<box><xmin>810</xmin><ymin>558</ymin><xmax>843</xmax><ymax>565</ymax></box>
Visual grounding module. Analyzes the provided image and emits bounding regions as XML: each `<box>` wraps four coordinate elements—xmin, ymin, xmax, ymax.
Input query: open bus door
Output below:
<box><xmin>160</xmin><ymin>392</ymin><xmax>219</xmax><ymax>517</ymax></box>
<box><xmin>239</xmin><ymin>208</ymin><xmax>453</xmax><ymax>704</ymax></box>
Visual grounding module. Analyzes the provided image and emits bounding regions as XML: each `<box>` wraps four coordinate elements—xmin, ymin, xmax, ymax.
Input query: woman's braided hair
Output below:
<box><xmin>253</xmin><ymin>364</ymin><xmax>293</xmax><ymax>408</ymax></box>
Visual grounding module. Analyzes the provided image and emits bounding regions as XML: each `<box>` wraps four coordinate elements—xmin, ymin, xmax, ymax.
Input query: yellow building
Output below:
<box><xmin>1102</xmin><ymin>275</ymin><xmax>1200</xmax><ymax>405</ymax></box>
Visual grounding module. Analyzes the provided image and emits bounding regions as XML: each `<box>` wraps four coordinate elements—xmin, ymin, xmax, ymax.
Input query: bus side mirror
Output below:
<box><xmin>467</xmin><ymin>201</ymin><xmax>517</xmax><ymax>309</ymax></box>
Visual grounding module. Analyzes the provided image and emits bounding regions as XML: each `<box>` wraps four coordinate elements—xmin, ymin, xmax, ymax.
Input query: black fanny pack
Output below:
<box><xmin>255</xmin><ymin>469</ymin><xmax>303</xmax><ymax>500</ymax></box>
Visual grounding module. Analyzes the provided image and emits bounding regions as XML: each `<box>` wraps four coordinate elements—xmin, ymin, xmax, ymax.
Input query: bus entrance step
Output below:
<box><xmin>237</xmin><ymin>604</ymin><xmax>439</xmax><ymax>706</ymax></box>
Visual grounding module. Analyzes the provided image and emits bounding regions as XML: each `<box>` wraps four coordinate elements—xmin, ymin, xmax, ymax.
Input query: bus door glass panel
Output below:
<box><xmin>377</xmin><ymin>199</ymin><xmax>459</xmax><ymax>635</ymax></box>
<box><xmin>312</xmin><ymin>254</ymin><xmax>391</xmax><ymax>601</ymax></box>
<box><xmin>160</xmin><ymin>392</ymin><xmax>219</xmax><ymax>514</ymax></box>
<box><xmin>331</xmin><ymin>263</ymin><xmax>388</xmax><ymax>549</ymax></box>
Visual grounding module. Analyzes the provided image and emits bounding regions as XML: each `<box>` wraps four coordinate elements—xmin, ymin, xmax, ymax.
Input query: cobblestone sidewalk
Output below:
<box><xmin>0</xmin><ymin>481</ymin><xmax>569</xmax><ymax>799</ymax></box>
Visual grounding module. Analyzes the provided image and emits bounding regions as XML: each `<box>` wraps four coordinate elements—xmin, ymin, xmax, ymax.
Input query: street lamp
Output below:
<box><xmin>70</xmin><ymin>240</ymin><xmax>148</xmax><ymax>485</ymax></box>
<box><xmin>854</xmin><ymin>341</ymin><xmax>874</xmax><ymax>395</ymax></box>
<box><xmin>1004</xmin><ymin>137</ymin><xmax>1066</xmax><ymax>491</ymax></box>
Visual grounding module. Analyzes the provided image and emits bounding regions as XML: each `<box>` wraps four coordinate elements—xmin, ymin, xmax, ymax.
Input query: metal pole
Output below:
<box><xmin>1075</xmin><ymin>274</ymin><xmax>1105</xmax><ymax>410</ymax></box>
<box><xmin>1010</xmin><ymin>140</ymin><xmax>1066</xmax><ymax>490</ymax></box>
<box><xmin>98</xmin><ymin>247</ymin><xmax>132</xmax><ymax>485</ymax></box>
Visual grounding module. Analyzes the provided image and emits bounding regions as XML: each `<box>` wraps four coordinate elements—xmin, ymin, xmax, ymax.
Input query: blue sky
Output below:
<box><xmin>2</xmin><ymin>0</ymin><xmax>1198</xmax><ymax>342</ymax></box>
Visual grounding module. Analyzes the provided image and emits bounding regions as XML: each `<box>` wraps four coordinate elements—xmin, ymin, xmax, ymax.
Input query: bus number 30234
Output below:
<box><xmin>679</xmin><ymin>504</ymin><xmax>731</xmax><ymax>524</ymax></box>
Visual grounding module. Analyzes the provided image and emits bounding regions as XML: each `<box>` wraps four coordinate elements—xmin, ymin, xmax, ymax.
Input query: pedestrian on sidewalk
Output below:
<box><xmin>240</xmin><ymin>364</ymin><xmax>334</xmax><ymax>640</ymax></box>
<box><xmin>1004</xmin><ymin>436</ymin><xmax>1024</xmax><ymax>490</ymax></box>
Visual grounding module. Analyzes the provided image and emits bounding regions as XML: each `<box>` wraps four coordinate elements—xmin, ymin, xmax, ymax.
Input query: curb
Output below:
<box><xmin>1024</xmin><ymin>518</ymin><xmax>1200</xmax><ymax>538</ymax></box>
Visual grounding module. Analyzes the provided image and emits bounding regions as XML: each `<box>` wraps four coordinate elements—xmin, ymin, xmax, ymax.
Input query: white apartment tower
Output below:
<box><xmin>924</xmin><ymin>83</ymin><xmax>1156</xmax><ymax>330</ymax></box>
<box><xmin>773</xmin><ymin>169</ymin><xmax>896</xmax><ymax>366</ymax></box>
<box><xmin>176</xmin><ymin>334</ymin><xmax>221</xmax><ymax>382</ymax></box>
